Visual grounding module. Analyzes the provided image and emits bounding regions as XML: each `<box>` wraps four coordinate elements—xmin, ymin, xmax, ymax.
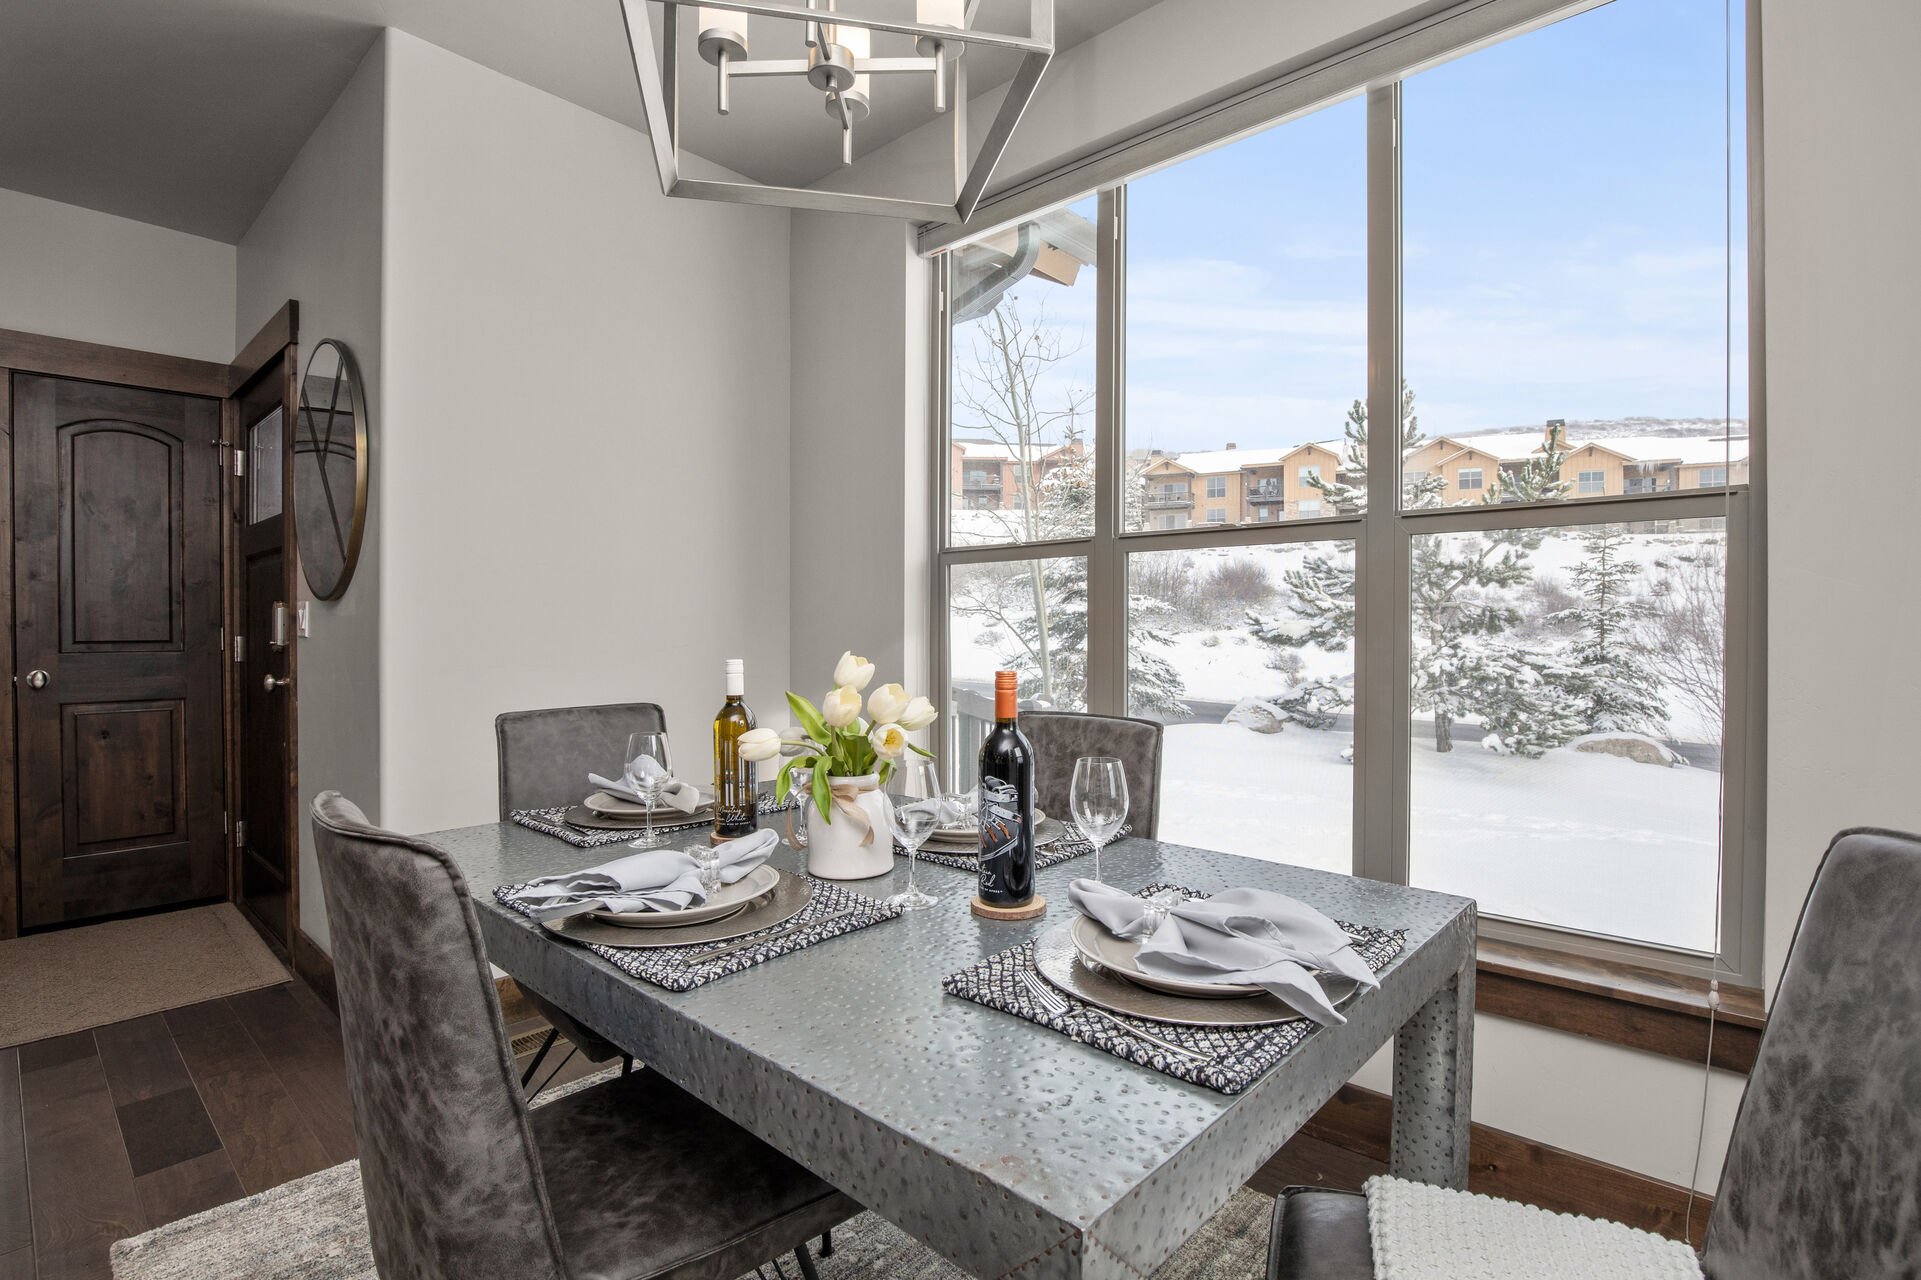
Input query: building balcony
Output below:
<box><xmin>1144</xmin><ymin>491</ymin><xmax>1195</xmax><ymax>509</ymax></box>
<box><xmin>1247</xmin><ymin>485</ymin><xmax>1286</xmax><ymax>503</ymax></box>
<box><xmin>961</xmin><ymin>476</ymin><xmax>1003</xmax><ymax>492</ymax></box>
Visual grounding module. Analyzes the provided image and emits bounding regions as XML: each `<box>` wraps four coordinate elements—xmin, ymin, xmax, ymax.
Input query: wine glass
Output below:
<box><xmin>786</xmin><ymin>765</ymin><xmax>812</xmax><ymax>849</ymax></box>
<box><xmin>1069</xmin><ymin>756</ymin><xmax>1129</xmax><ymax>884</ymax></box>
<box><xmin>624</xmin><ymin>730</ymin><xmax>674</xmax><ymax>849</ymax></box>
<box><xmin>883</xmin><ymin>757</ymin><xmax>943</xmax><ymax>912</ymax></box>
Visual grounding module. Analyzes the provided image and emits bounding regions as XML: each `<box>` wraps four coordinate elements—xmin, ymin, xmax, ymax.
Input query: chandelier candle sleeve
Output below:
<box><xmin>916</xmin><ymin>0</ymin><xmax>965</xmax><ymax>110</ymax></box>
<box><xmin>976</xmin><ymin>671</ymin><xmax>1037</xmax><ymax>907</ymax></box>
<box><xmin>695</xmin><ymin>6</ymin><xmax>749</xmax><ymax>114</ymax></box>
<box><xmin>713</xmin><ymin>659</ymin><xmax>759</xmax><ymax>839</ymax></box>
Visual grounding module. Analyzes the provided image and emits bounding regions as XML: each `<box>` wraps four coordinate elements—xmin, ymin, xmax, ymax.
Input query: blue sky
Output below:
<box><xmin>959</xmin><ymin>0</ymin><xmax>1749</xmax><ymax>457</ymax></box>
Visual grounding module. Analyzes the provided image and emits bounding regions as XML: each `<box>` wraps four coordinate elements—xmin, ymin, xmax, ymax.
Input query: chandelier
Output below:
<box><xmin>617</xmin><ymin>1</ymin><xmax>1056</xmax><ymax>223</ymax></box>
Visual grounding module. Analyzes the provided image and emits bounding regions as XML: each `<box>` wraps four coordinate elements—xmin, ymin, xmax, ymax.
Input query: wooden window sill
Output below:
<box><xmin>1475</xmin><ymin>939</ymin><xmax>1765</xmax><ymax>1073</ymax></box>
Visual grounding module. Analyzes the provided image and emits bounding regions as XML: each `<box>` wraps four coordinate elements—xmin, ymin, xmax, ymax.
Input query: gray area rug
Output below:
<box><xmin>113</xmin><ymin>1072</ymin><xmax>1275</xmax><ymax>1279</ymax></box>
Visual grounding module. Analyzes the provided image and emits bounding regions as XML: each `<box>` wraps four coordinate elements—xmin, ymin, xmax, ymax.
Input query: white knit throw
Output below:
<box><xmin>1365</xmin><ymin>1176</ymin><xmax>1704</xmax><ymax>1279</ymax></box>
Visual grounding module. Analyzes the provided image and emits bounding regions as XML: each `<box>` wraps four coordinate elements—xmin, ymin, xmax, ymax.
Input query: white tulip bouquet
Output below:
<box><xmin>736</xmin><ymin>650</ymin><xmax>938</xmax><ymax>823</ymax></box>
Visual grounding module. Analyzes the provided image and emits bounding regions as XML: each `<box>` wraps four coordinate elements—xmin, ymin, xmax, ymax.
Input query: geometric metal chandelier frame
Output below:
<box><xmin>617</xmin><ymin>0</ymin><xmax>1055</xmax><ymax>223</ymax></box>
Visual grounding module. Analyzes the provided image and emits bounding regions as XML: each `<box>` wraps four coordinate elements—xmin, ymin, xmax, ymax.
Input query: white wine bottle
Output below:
<box><xmin>713</xmin><ymin>658</ymin><xmax>759</xmax><ymax>839</ymax></box>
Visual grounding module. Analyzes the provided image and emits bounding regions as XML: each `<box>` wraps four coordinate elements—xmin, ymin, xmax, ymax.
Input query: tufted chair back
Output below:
<box><xmin>1703</xmin><ymin>827</ymin><xmax>1921</xmax><ymax>1278</ymax></box>
<box><xmin>495</xmin><ymin>703</ymin><xmax>668</xmax><ymax>819</ymax></box>
<box><xmin>311</xmin><ymin>791</ymin><xmax>570</xmax><ymax>1280</ymax></box>
<box><xmin>1018</xmin><ymin>711</ymin><xmax>1165</xmax><ymax>839</ymax></box>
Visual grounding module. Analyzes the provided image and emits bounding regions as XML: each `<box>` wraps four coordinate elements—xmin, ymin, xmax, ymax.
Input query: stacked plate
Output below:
<box><xmin>541</xmin><ymin>865</ymin><xmax>813</xmax><ymax>949</ymax></box>
<box><xmin>1030</xmin><ymin>915</ymin><xmax>1361</xmax><ymax>1027</ymax></box>
<box><xmin>922</xmin><ymin>807</ymin><xmax>1068</xmax><ymax>857</ymax></box>
<box><xmin>559</xmin><ymin>788</ymin><xmax>716</xmax><ymax>832</ymax></box>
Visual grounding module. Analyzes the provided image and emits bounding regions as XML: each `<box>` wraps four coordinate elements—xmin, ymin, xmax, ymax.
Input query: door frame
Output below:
<box><xmin>226</xmin><ymin>304</ymin><xmax>301</xmax><ymax>955</ymax></box>
<box><xmin>0</xmin><ymin>310</ymin><xmax>298</xmax><ymax>942</ymax></box>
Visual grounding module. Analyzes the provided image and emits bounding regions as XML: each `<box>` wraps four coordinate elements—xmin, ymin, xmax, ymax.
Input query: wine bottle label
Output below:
<box><xmin>976</xmin><ymin>774</ymin><xmax>1034</xmax><ymax>903</ymax></box>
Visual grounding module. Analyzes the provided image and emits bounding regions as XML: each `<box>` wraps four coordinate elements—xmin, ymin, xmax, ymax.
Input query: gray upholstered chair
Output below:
<box><xmin>1268</xmin><ymin>827</ymin><xmax>1921</xmax><ymax>1279</ymax></box>
<box><xmin>496</xmin><ymin>702</ymin><xmax>668</xmax><ymax>1077</ymax></box>
<box><xmin>311</xmin><ymin>792</ymin><xmax>857</xmax><ymax>1280</ymax></box>
<box><xmin>1019</xmin><ymin>711</ymin><xmax>1164</xmax><ymax>839</ymax></box>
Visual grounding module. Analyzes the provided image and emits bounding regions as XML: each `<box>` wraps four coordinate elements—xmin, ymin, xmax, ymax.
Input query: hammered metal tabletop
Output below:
<box><xmin>432</xmin><ymin>821</ymin><xmax>1475</xmax><ymax>1279</ymax></box>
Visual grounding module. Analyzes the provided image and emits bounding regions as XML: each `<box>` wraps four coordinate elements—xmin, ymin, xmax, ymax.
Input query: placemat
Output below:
<box><xmin>902</xmin><ymin>822</ymin><xmax>1132</xmax><ymax>873</ymax></box>
<box><xmin>513</xmin><ymin>790</ymin><xmax>798</xmax><ymax>849</ymax></box>
<box><xmin>941</xmin><ymin>883</ymin><xmax>1406</xmax><ymax>1094</ymax></box>
<box><xmin>494</xmin><ymin>876</ymin><xmax>900</xmax><ymax>991</ymax></box>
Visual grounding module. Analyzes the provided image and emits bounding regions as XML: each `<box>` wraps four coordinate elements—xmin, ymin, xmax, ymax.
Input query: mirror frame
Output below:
<box><xmin>294</xmin><ymin>338</ymin><xmax>370</xmax><ymax>601</ymax></box>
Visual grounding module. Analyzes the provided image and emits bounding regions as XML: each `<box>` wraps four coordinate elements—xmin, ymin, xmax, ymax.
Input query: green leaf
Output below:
<box><xmin>812</xmin><ymin>761</ymin><xmax>833</xmax><ymax>824</ymax></box>
<box><xmin>877</xmin><ymin>760</ymin><xmax>894</xmax><ymax>788</ymax></box>
<box><xmin>908</xmin><ymin>742</ymin><xmax>934</xmax><ymax>758</ymax></box>
<box><xmin>787</xmin><ymin>692</ymin><xmax>830</xmax><ymax>743</ymax></box>
<box><xmin>775</xmin><ymin>758</ymin><xmax>794</xmax><ymax>803</ymax></box>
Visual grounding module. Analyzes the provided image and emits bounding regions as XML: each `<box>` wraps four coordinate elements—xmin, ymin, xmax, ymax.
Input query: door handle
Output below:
<box><xmin>263</xmin><ymin>674</ymin><xmax>292</xmax><ymax>692</ymax></box>
<box><xmin>24</xmin><ymin>669</ymin><xmax>48</xmax><ymax>690</ymax></box>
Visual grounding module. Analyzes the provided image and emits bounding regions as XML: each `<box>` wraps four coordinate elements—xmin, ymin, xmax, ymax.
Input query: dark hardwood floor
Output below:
<box><xmin>3</xmin><ymin>982</ymin><xmax>1367</xmax><ymax>1279</ymax></box>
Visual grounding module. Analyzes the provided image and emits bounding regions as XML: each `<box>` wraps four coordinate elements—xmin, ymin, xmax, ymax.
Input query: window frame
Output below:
<box><xmin>928</xmin><ymin>0</ymin><xmax>1765</xmax><ymax>986</ymax></box>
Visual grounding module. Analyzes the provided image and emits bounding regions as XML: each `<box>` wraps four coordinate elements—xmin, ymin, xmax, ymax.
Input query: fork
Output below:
<box><xmin>1018</xmin><ymin>970</ymin><xmax>1215</xmax><ymax>1065</ymax></box>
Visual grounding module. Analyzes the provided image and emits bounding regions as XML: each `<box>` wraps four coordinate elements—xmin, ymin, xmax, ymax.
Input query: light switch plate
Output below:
<box><xmin>297</xmin><ymin>600</ymin><xmax>312</xmax><ymax>638</ymax></box>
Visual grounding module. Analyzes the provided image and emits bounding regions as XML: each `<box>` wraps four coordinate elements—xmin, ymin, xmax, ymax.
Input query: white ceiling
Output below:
<box><xmin>0</xmin><ymin>0</ymin><xmax>1158</xmax><ymax>243</ymax></box>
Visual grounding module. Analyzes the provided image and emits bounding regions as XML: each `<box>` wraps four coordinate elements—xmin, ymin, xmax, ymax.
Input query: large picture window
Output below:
<box><xmin>933</xmin><ymin>0</ymin><xmax>1755</xmax><ymax>979</ymax></box>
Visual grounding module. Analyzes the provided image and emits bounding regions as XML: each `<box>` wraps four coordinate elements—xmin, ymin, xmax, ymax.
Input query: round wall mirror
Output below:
<box><xmin>294</xmin><ymin>339</ymin><xmax>369</xmax><ymax>601</ymax></box>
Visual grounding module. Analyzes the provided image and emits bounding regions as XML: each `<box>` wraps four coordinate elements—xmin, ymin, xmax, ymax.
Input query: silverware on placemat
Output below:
<box><xmin>682</xmin><ymin>907</ymin><xmax>864</xmax><ymax>963</ymax></box>
<box><xmin>1018</xmin><ymin>970</ymin><xmax>1215</xmax><ymax>1065</ymax></box>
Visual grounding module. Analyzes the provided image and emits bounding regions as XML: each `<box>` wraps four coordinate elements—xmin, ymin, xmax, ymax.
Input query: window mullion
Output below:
<box><xmin>1086</xmin><ymin>186</ymin><xmax>1127</xmax><ymax>716</ymax></box>
<box><xmin>1356</xmin><ymin>82</ymin><xmax>1407</xmax><ymax>886</ymax></box>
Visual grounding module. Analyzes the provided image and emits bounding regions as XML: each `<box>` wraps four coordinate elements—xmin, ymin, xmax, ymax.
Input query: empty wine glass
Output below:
<box><xmin>1069</xmin><ymin>756</ymin><xmax>1129</xmax><ymax>884</ymax></box>
<box><xmin>624</xmin><ymin>730</ymin><xmax>674</xmax><ymax>849</ymax></box>
<box><xmin>883</xmin><ymin>757</ymin><xmax>943</xmax><ymax>912</ymax></box>
<box><xmin>786</xmin><ymin>765</ymin><xmax>812</xmax><ymax>849</ymax></box>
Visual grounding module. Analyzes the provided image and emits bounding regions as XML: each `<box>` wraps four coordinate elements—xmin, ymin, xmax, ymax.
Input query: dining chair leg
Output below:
<box><xmin>519</xmin><ymin>1028</ymin><xmax>559</xmax><ymax>1087</ymax></box>
<box><xmin>794</xmin><ymin>1242</ymin><xmax>822</xmax><ymax>1280</ymax></box>
<box><xmin>820</xmin><ymin>1229</ymin><xmax>834</xmax><ymax>1257</ymax></box>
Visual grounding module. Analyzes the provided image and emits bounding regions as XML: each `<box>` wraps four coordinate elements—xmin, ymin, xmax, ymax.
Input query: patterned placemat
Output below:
<box><xmin>902</xmin><ymin>822</ymin><xmax>1132</xmax><ymax>873</ymax></box>
<box><xmin>512</xmin><ymin>790</ymin><xmax>799</xmax><ymax>849</ymax></box>
<box><xmin>493</xmin><ymin>876</ymin><xmax>900</xmax><ymax>991</ymax></box>
<box><xmin>941</xmin><ymin>883</ymin><xmax>1406</xmax><ymax>1094</ymax></box>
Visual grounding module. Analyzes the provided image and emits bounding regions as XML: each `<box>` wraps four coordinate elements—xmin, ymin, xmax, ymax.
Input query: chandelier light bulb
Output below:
<box><xmin>696</xmin><ymin>6</ymin><xmax>749</xmax><ymax>114</ymax></box>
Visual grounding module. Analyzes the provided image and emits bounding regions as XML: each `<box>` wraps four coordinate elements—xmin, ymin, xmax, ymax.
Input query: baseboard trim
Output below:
<box><xmin>292</xmin><ymin>928</ymin><xmax>337</xmax><ymax>1014</ymax></box>
<box><xmin>1302</xmin><ymin>1084</ymin><xmax>1713</xmax><ymax>1246</ymax></box>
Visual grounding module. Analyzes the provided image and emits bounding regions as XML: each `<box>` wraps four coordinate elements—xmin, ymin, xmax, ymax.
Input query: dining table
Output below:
<box><xmin>432</xmin><ymin>819</ymin><xmax>1476</xmax><ymax>1280</ymax></box>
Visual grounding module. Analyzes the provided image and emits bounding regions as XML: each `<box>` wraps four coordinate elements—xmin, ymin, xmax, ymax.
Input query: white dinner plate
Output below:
<box><xmin>935</xmin><ymin>805</ymin><xmax>1045</xmax><ymax>839</ymax></box>
<box><xmin>925</xmin><ymin>815</ymin><xmax>1065</xmax><ymax>851</ymax></box>
<box><xmin>1068</xmin><ymin>913</ymin><xmax>1265</xmax><ymax>999</ymax></box>
<box><xmin>588</xmin><ymin>863</ymin><xmax>780</xmax><ymax>929</ymax></box>
<box><xmin>584</xmin><ymin>789</ymin><xmax>714</xmax><ymax>818</ymax></box>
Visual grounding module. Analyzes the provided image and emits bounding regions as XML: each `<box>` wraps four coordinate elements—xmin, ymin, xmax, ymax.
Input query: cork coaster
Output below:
<box><xmin>970</xmin><ymin>894</ymin><xmax>1047</xmax><ymax>921</ymax></box>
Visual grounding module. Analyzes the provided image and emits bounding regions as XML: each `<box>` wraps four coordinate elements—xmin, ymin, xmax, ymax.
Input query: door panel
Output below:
<box><xmin>14</xmin><ymin>374</ymin><xmax>224</xmax><ymax>927</ymax></box>
<box><xmin>230</xmin><ymin>332</ymin><xmax>298</xmax><ymax>953</ymax></box>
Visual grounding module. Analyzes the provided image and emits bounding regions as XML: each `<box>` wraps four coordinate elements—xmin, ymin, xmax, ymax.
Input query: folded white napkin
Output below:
<box><xmin>504</xmin><ymin>829</ymin><xmax>777</xmax><ymax>920</ymax></box>
<box><xmin>588</xmin><ymin>756</ymin><xmax>701</xmax><ymax>813</ymax></box>
<box><xmin>1068</xmin><ymin>879</ymin><xmax>1379</xmax><ymax>1026</ymax></box>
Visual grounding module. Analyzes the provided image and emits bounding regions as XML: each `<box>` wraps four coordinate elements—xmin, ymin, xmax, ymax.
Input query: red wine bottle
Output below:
<box><xmin>977</xmin><ymin>670</ymin><xmax>1036</xmax><ymax>906</ymax></box>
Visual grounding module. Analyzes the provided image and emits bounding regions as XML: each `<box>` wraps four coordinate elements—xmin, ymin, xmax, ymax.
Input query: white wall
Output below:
<box><xmin>788</xmin><ymin>211</ymin><xmax>931</xmax><ymax>699</ymax></box>
<box><xmin>376</xmin><ymin>30</ymin><xmax>794</xmax><ymax>836</ymax></box>
<box><xmin>0</xmin><ymin>186</ymin><xmax>234</xmax><ymax>363</ymax></box>
<box><xmin>1760</xmin><ymin>0</ymin><xmax>1921</xmax><ymax>988</ymax></box>
<box><xmin>236</xmin><ymin>36</ymin><xmax>387</xmax><ymax>951</ymax></box>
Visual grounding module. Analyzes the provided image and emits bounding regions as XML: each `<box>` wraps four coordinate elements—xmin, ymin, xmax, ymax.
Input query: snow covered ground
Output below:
<box><xmin>1157</xmin><ymin>721</ymin><xmax>1721</xmax><ymax>953</ymax></box>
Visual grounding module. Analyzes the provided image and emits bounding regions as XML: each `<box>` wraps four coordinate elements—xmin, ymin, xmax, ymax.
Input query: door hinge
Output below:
<box><xmin>219</xmin><ymin>626</ymin><xmax>226</xmax><ymax>653</ymax></box>
<box><xmin>223</xmin><ymin>810</ymin><xmax>230</xmax><ymax>835</ymax></box>
<box><xmin>234</xmin><ymin>635</ymin><xmax>246</xmax><ymax>663</ymax></box>
<box><xmin>233</xmin><ymin>448</ymin><xmax>246</xmax><ymax>478</ymax></box>
<box><xmin>235</xmin><ymin>819</ymin><xmax>247</xmax><ymax>849</ymax></box>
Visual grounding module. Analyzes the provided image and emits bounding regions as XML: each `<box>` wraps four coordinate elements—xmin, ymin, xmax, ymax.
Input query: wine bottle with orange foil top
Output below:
<box><xmin>976</xmin><ymin>670</ymin><xmax>1036</xmax><ymax>906</ymax></box>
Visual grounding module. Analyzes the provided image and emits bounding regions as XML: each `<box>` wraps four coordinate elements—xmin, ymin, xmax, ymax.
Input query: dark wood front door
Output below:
<box><xmin>231</xmin><ymin>329</ymin><xmax>299</xmax><ymax>952</ymax></box>
<box><xmin>12</xmin><ymin>374</ymin><xmax>226</xmax><ymax>927</ymax></box>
